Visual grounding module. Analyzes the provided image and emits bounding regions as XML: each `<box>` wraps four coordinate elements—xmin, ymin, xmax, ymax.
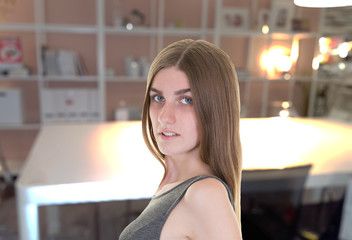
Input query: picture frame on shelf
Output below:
<box><xmin>269</xmin><ymin>0</ymin><xmax>294</xmax><ymax>32</ymax></box>
<box><xmin>258</xmin><ymin>9</ymin><xmax>270</xmax><ymax>31</ymax></box>
<box><xmin>219</xmin><ymin>7</ymin><xmax>249</xmax><ymax>31</ymax></box>
<box><xmin>322</xmin><ymin>6</ymin><xmax>352</xmax><ymax>33</ymax></box>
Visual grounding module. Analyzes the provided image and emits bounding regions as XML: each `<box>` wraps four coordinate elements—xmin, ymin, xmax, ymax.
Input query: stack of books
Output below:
<box><xmin>41</xmin><ymin>88</ymin><xmax>99</xmax><ymax>123</ymax></box>
<box><xmin>42</xmin><ymin>47</ymin><xmax>87</xmax><ymax>76</ymax></box>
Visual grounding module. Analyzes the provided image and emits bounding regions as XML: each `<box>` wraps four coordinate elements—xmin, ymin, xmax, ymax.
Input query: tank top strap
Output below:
<box><xmin>165</xmin><ymin>175</ymin><xmax>235</xmax><ymax>217</ymax></box>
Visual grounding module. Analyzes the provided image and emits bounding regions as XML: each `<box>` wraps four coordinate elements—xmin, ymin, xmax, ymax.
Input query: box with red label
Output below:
<box><xmin>0</xmin><ymin>37</ymin><xmax>23</xmax><ymax>70</ymax></box>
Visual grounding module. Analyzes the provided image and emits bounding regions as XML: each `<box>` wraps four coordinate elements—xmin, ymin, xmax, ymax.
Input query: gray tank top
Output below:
<box><xmin>119</xmin><ymin>175</ymin><xmax>235</xmax><ymax>240</ymax></box>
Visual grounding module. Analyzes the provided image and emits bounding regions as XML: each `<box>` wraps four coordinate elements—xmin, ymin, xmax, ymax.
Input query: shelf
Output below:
<box><xmin>104</xmin><ymin>26</ymin><xmax>213</xmax><ymax>36</ymax></box>
<box><xmin>219</xmin><ymin>30</ymin><xmax>318</xmax><ymax>39</ymax></box>
<box><xmin>0</xmin><ymin>23</ymin><xmax>97</xmax><ymax>34</ymax></box>
<box><xmin>0</xmin><ymin>123</ymin><xmax>41</xmax><ymax>130</ymax></box>
<box><xmin>105</xmin><ymin>26</ymin><xmax>159</xmax><ymax>35</ymax></box>
<box><xmin>0</xmin><ymin>76</ymin><xmax>101</xmax><ymax>82</ymax></box>
<box><xmin>0</xmin><ymin>76</ymin><xmax>39</xmax><ymax>81</ymax></box>
<box><xmin>105</xmin><ymin>28</ymin><xmax>318</xmax><ymax>39</ymax></box>
<box><xmin>0</xmin><ymin>23</ymin><xmax>317</xmax><ymax>39</ymax></box>
<box><xmin>40</xmin><ymin>24</ymin><xmax>98</xmax><ymax>34</ymax></box>
<box><xmin>106</xmin><ymin>76</ymin><xmax>147</xmax><ymax>82</ymax></box>
<box><xmin>0</xmin><ymin>23</ymin><xmax>36</xmax><ymax>32</ymax></box>
<box><xmin>316</xmin><ymin>79</ymin><xmax>352</xmax><ymax>86</ymax></box>
<box><xmin>322</xmin><ymin>27</ymin><xmax>352</xmax><ymax>36</ymax></box>
<box><xmin>43</xmin><ymin>75</ymin><xmax>98</xmax><ymax>82</ymax></box>
<box><xmin>162</xmin><ymin>28</ymin><xmax>213</xmax><ymax>36</ymax></box>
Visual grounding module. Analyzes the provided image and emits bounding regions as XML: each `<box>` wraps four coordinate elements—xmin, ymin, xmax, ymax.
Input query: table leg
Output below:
<box><xmin>17</xmin><ymin>201</ymin><xmax>39</xmax><ymax>240</ymax></box>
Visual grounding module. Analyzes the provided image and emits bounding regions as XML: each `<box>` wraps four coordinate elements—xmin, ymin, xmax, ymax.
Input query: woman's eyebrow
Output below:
<box><xmin>150</xmin><ymin>88</ymin><xmax>191</xmax><ymax>95</ymax></box>
<box><xmin>150</xmin><ymin>88</ymin><xmax>161</xmax><ymax>94</ymax></box>
<box><xmin>175</xmin><ymin>88</ymin><xmax>191</xmax><ymax>95</ymax></box>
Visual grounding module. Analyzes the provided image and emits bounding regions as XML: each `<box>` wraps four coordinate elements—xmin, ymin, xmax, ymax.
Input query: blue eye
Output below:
<box><xmin>180</xmin><ymin>97</ymin><xmax>192</xmax><ymax>105</ymax></box>
<box><xmin>153</xmin><ymin>95</ymin><xmax>165</xmax><ymax>102</ymax></box>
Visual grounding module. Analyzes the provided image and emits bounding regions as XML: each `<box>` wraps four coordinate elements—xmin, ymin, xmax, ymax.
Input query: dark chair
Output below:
<box><xmin>241</xmin><ymin>164</ymin><xmax>312</xmax><ymax>240</ymax></box>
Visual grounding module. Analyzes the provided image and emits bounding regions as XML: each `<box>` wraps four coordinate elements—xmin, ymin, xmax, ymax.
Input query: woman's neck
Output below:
<box><xmin>161</xmin><ymin>154</ymin><xmax>213</xmax><ymax>187</ymax></box>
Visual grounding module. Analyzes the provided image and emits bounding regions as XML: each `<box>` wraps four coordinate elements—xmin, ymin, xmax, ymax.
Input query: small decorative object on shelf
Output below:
<box><xmin>257</xmin><ymin>9</ymin><xmax>270</xmax><ymax>33</ymax></box>
<box><xmin>112</xmin><ymin>0</ymin><xmax>123</xmax><ymax>28</ymax></box>
<box><xmin>269</xmin><ymin>0</ymin><xmax>294</xmax><ymax>32</ymax></box>
<box><xmin>125</xmin><ymin>56</ymin><xmax>150</xmax><ymax>78</ymax></box>
<box><xmin>219</xmin><ymin>7</ymin><xmax>249</xmax><ymax>31</ymax></box>
<box><xmin>322</xmin><ymin>6</ymin><xmax>352</xmax><ymax>33</ymax></box>
<box><xmin>123</xmin><ymin>9</ymin><xmax>146</xmax><ymax>30</ymax></box>
<box><xmin>0</xmin><ymin>37</ymin><xmax>29</xmax><ymax>77</ymax></box>
<box><xmin>114</xmin><ymin>100</ymin><xmax>142</xmax><ymax>121</ymax></box>
<box><xmin>291</xmin><ymin>18</ymin><xmax>310</xmax><ymax>32</ymax></box>
<box><xmin>0</xmin><ymin>88</ymin><xmax>23</xmax><ymax>124</ymax></box>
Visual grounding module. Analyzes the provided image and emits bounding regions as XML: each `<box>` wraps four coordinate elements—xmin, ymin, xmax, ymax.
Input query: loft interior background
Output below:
<box><xmin>0</xmin><ymin>0</ymin><xmax>351</xmax><ymax>168</ymax></box>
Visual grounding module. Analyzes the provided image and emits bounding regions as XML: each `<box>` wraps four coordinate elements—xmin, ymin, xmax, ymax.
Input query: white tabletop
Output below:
<box><xmin>17</xmin><ymin>117</ymin><xmax>352</xmax><ymax>205</ymax></box>
<box><xmin>240</xmin><ymin>117</ymin><xmax>352</xmax><ymax>188</ymax></box>
<box><xmin>16</xmin><ymin>121</ymin><xmax>164</xmax><ymax>205</ymax></box>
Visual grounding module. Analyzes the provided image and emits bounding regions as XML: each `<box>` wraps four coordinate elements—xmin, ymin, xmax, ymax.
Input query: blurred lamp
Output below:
<box><xmin>294</xmin><ymin>0</ymin><xmax>352</xmax><ymax>7</ymax></box>
<box><xmin>260</xmin><ymin>45</ymin><xmax>293</xmax><ymax>78</ymax></box>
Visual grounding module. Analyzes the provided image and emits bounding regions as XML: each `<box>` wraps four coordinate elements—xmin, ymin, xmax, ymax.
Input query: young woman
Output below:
<box><xmin>119</xmin><ymin>39</ymin><xmax>242</xmax><ymax>240</ymax></box>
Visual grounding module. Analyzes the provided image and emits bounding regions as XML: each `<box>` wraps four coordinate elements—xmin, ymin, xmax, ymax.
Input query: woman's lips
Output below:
<box><xmin>159</xmin><ymin>130</ymin><xmax>179</xmax><ymax>139</ymax></box>
<box><xmin>162</xmin><ymin>132</ymin><xmax>177</xmax><ymax>136</ymax></box>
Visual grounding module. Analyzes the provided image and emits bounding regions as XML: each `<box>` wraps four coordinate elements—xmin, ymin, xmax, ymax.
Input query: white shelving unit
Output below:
<box><xmin>0</xmin><ymin>0</ymin><xmax>323</xmax><ymax>167</ymax></box>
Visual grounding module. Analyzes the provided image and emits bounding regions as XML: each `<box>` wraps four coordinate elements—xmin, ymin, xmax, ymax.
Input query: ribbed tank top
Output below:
<box><xmin>119</xmin><ymin>175</ymin><xmax>235</xmax><ymax>240</ymax></box>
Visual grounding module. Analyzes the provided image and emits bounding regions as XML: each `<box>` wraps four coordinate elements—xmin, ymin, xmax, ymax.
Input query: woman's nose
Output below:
<box><xmin>158</xmin><ymin>102</ymin><xmax>176</xmax><ymax>124</ymax></box>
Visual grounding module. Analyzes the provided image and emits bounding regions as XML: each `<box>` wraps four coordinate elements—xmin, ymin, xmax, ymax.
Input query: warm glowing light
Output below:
<box><xmin>277</xmin><ymin>56</ymin><xmax>293</xmax><ymax>72</ymax></box>
<box><xmin>262</xmin><ymin>25</ymin><xmax>269</xmax><ymax>34</ymax></box>
<box><xmin>338</xmin><ymin>42</ymin><xmax>350</xmax><ymax>58</ymax></box>
<box><xmin>282</xmin><ymin>101</ymin><xmax>290</xmax><ymax>109</ymax></box>
<box><xmin>260</xmin><ymin>45</ymin><xmax>293</xmax><ymax>78</ymax></box>
<box><xmin>279</xmin><ymin>109</ymin><xmax>290</xmax><ymax>118</ymax></box>
<box><xmin>338</xmin><ymin>62</ymin><xmax>346</xmax><ymax>70</ymax></box>
<box><xmin>319</xmin><ymin>37</ymin><xmax>327</xmax><ymax>46</ymax></box>
<box><xmin>283</xmin><ymin>73</ymin><xmax>291</xmax><ymax>80</ymax></box>
<box><xmin>319</xmin><ymin>37</ymin><xmax>329</xmax><ymax>54</ymax></box>
<box><xmin>290</xmin><ymin>38</ymin><xmax>299</xmax><ymax>62</ymax></box>
<box><xmin>126</xmin><ymin>23</ymin><xmax>133</xmax><ymax>30</ymax></box>
<box><xmin>317</xmin><ymin>54</ymin><xmax>324</xmax><ymax>63</ymax></box>
<box><xmin>312</xmin><ymin>57</ymin><xmax>320</xmax><ymax>70</ymax></box>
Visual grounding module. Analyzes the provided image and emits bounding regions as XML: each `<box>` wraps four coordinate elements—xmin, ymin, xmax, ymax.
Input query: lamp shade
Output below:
<box><xmin>294</xmin><ymin>0</ymin><xmax>352</xmax><ymax>7</ymax></box>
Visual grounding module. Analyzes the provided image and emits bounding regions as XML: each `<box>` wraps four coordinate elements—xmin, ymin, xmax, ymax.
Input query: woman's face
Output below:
<box><xmin>149</xmin><ymin>66</ymin><xmax>200</xmax><ymax>159</ymax></box>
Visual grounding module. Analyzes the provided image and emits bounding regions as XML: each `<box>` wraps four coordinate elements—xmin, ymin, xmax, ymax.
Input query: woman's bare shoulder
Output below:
<box><xmin>182</xmin><ymin>177</ymin><xmax>242</xmax><ymax>239</ymax></box>
<box><xmin>185</xmin><ymin>177</ymin><xmax>229</xmax><ymax>203</ymax></box>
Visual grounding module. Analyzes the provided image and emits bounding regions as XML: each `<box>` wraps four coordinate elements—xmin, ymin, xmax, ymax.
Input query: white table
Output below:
<box><xmin>16</xmin><ymin>118</ymin><xmax>352</xmax><ymax>240</ymax></box>
<box><xmin>16</xmin><ymin>121</ymin><xmax>164</xmax><ymax>240</ymax></box>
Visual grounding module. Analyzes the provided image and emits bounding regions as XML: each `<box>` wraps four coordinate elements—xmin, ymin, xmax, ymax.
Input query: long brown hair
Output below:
<box><xmin>142</xmin><ymin>39</ymin><xmax>242</xmax><ymax>223</ymax></box>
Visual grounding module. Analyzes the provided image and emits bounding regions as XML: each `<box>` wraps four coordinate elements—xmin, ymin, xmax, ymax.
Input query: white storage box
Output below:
<box><xmin>0</xmin><ymin>88</ymin><xmax>23</xmax><ymax>124</ymax></box>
